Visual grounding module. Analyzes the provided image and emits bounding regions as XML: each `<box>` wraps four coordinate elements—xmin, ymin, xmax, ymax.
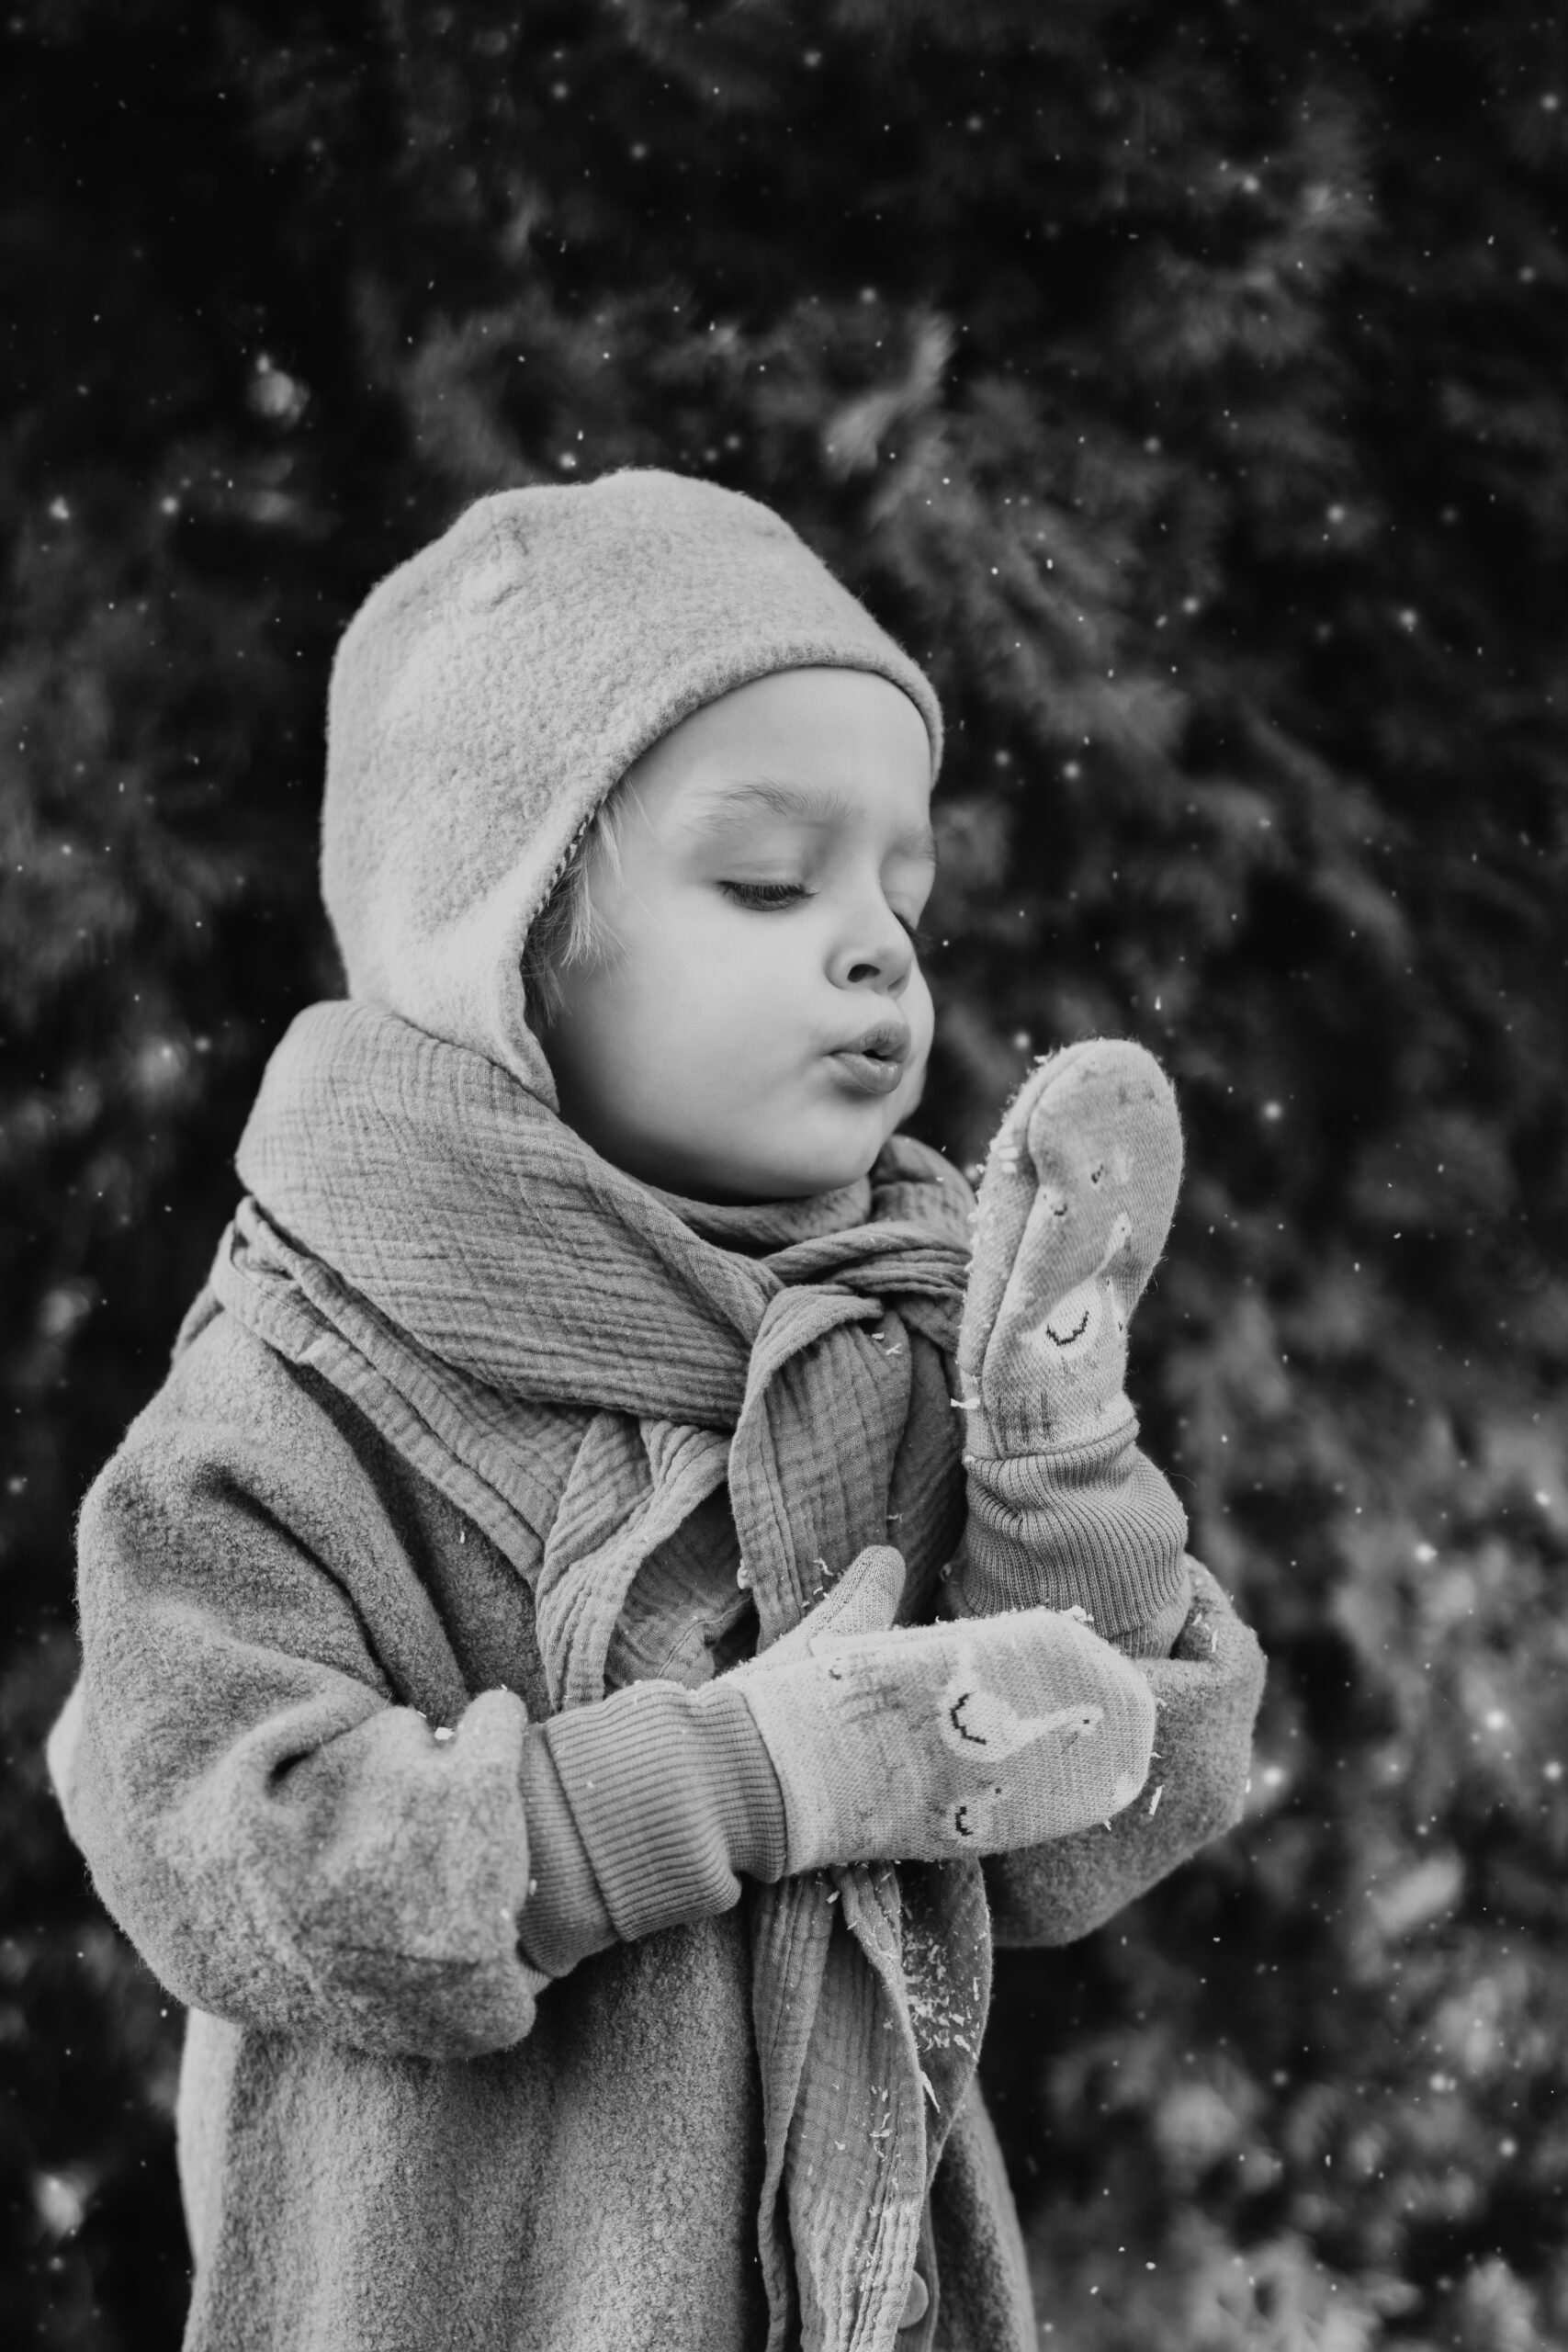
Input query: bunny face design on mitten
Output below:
<box><xmin>939</xmin><ymin>1652</ymin><xmax>1103</xmax><ymax>1759</ymax></box>
<box><xmin>933</xmin><ymin>1640</ymin><xmax>1146</xmax><ymax>1842</ymax></box>
<box><xmin>959</xmin><ymin>1043</ymin><xmax>1183</xmax><ymax>1458</ymax></box>
<box><xmin>1036</xmin><ymin>1205</ymin><xmax>1134</xmax><ymax>1369</ymax></box>
<box><xmin>726</xmin><ymin>1548</ymin><xmax>1157</xmax><ymax>1871</ymax></box>
<box><xmin>952</xmin><ymin>1040</ymin><xmax>1192</xmax><ymax>1647</ymax></box>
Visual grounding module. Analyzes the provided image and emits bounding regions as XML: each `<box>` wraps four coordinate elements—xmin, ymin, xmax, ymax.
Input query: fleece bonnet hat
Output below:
<box><xmin>321</xmin><ymin>469</ymin><xmax>943</xmax><ymax>1093</ymax></box>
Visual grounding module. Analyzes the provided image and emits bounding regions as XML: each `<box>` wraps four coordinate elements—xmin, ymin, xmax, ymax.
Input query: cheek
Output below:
<box><xmin>640</xmin><ymin>922</ymin><xmax>773</xmax><ymax>1038</ymax></box>
<box><xmin>639</xmin><ymin>912</ymin><xmax>801</xmax><ymax>1038</ymax></box>
<box><xmin>571</xmin><ymin>912</ymin><xmax>773</xmax><ymax>1085</ymax></box>
<box><xmin>906</xmin><ymin>967</ymin><xmax>936</xmax><ymax>1065</ymax></box>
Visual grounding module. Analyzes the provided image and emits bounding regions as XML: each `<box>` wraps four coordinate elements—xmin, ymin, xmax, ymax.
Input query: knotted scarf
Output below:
<box><xmin>204</xmin><ymin>1001</ymin><xmax>993</xmax><ymax>2352</ymax></box>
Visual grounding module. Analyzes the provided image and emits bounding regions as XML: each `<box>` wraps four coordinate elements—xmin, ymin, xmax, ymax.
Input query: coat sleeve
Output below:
<box><xmin>48</xmin><ymin>1326</ymin><xmax>547</xmax><ymax>2060</ymax></box>
<box><xmin>981</xmin><ymin>1561</ymin><xmax>1266</xmax><ymax>1947</ymax></box>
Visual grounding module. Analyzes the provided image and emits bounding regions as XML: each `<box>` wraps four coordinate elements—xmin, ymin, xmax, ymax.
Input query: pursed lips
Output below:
<box><xmin>827</xmin><ymin>1016</ymin><xmax>911</xmax><ymax>1099</ymax></box>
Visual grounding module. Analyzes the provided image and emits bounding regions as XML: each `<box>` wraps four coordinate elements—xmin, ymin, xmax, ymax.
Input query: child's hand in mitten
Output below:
<box><xmin>723</xmin><ymin>1544</ymin><xmax>1156</xmax><ymax>1871</ymax></box>
<box><xmin>953</xmin><ymin>1040</ymin><xmax>1190</xmax><ymax>1653</ymax></box>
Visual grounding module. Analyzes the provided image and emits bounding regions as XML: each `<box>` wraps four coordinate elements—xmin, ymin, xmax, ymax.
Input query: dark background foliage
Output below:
<box><xmin>3</xmin><ymin>2</ymin><xmax>1565</xmax><ymax>2343</ymax></box>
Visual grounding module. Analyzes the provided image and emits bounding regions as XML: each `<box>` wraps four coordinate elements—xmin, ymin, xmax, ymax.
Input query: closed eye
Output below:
<box><xmin>720</xmin><ymin>878</ymin><xmax>931</xmax><ymax>952</ymax></box>
<box><xmin>719</xmin><ymin>880</ymin><xmax>815</xmax><ymax>911</ymax></box>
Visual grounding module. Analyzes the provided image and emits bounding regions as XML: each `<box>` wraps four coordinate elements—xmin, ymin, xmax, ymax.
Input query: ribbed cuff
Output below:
<box><xmin>535</xmin><ymin>1680</ymin><xmax>787</xmax><ymax>1952</ymax></box>
<box><xmin>515</xmin><ymin>1732</ymin><xmax>616</xmax><ymax>1977</ymax></box>
<box><xmin>689</xmin><ymin>1682</ymin><xmax>790</xmax><ymax>1884</ymax></box>
<box><xmin>959</xmin><ymin>1432</ymin><xmax>1190</xmax><ymax>1651</ymax></box>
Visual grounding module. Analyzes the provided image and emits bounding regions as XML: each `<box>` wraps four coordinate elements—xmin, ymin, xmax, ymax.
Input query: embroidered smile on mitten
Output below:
<box><xmin>726</xmin><ymin>1545</ymin><xmax>1156</xmax><ymax>1871</ymax></box>
<box><xmin>953</xmin><ymin>1039</ymin><xmax>1190</xmax><ymax>1654</ymax></box>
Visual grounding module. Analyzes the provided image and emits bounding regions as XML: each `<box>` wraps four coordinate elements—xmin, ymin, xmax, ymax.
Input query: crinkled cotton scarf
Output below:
<box><xmin>206</xmin><ymin>1000</ymin><xmax>992</xmax><ymax>2352</ymax></box>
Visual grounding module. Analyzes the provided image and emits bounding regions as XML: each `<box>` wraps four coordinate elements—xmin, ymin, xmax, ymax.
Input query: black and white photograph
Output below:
<box><xmin>3</xmin><ymin>6</ymin><xmax>1564</xmax><ymax>2346</ymax></box>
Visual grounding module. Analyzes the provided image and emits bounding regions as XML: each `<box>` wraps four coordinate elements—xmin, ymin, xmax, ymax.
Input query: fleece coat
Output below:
<box><xmin>48</xmin><ymin>474</ymin><xmax>1267</xmax><ymax>2349</ymax></box>
<box><xmin>49</xmin><ymin>1006</ymin><xmax>1266</xmax><ymax>2351</ymax></box>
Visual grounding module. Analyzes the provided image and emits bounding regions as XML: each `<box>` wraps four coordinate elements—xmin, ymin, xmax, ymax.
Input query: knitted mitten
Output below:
<box><xmin>954</xmin><ymin>1039</ymin><xmax>1190</xmax><ymax>1655</ymax></box>
<box><xmin>724</xmin><ymin>1545</ymin><xmax>1156</xmax><ymax>1870</ymax></box>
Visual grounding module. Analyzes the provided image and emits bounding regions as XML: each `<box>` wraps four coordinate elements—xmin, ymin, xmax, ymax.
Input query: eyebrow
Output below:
<box><xmin>680</xmin><ymin>777</ymin><xmax>937</xmax><ymax>862</ymax></box>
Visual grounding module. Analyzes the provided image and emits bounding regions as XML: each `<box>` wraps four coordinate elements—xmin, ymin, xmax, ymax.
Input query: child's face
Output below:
<box><xmin>539</xmin><ymin>666</ymin><xmax>937</xmax><ymax>1201</ymax></box>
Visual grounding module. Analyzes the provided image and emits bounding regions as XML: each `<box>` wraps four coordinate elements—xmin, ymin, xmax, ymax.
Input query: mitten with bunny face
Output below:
<box><xmin>953</xmin><ymin>1039</ymin><xmax>1190</xmax><ymax>1657</ymax></box>
<box><xmin>725</xmin><ymin>1544</ymin><xmax>1156</xmax><ymax>1870</ymax></box>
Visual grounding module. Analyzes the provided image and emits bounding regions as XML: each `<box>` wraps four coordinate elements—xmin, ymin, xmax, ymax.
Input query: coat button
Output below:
<box><xmin>897</xmin><ymin>2270</ymin><xmax>930</xmax><ymax>2330</ymax></box>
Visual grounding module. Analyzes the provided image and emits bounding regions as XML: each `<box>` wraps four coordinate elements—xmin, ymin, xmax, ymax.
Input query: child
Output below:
<box><xmin>49</xmin><ymin>472</ymin><xmax>1264</xmax><ymax>2352</ymax></box>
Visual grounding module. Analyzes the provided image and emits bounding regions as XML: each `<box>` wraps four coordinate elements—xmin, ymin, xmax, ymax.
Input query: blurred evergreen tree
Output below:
<box><xmin>2</xmin><ymin>2</ymin><xmax>1564</xmax><ymax>2343</ymax></box>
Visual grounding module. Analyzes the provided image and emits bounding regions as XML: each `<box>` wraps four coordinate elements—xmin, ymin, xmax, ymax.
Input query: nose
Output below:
<box><xmin>830</xmin><ymin>913</ymin><xmax>915</xmax><ymax>995</ymax></box>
